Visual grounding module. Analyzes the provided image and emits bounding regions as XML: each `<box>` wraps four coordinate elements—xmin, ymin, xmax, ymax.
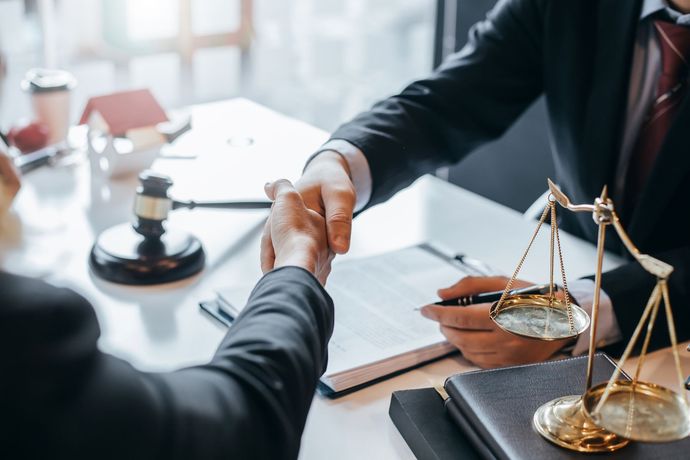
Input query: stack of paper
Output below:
<box><xmin>217</xmin><ymin>245</ymin><xmax>471</xmax><ymax>394</ymax></box>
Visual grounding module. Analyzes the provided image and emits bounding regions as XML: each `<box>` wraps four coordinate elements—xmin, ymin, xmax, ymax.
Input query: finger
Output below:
<box><xmin>265</xmin><ymin>179</ymin><xmax>301</xmax><ymax>203</ymax></box>
<box><xmin>321</xmin><ymin>184</ymin><xmax>355</xmax><ymax>254</ymax></box>
<box><xmin>437</xmin><ymin>276</ymin><xmax>510</xmax><ymax>300</ymax></box>
<box><xmin>420</xmin><ymin>304</ymin><xmax>496</xmax><ymax>330</ymax></box>
<box><xmin>315</xmin><ymin>249</ymin><xmax>336</xmax><ymax>285</ymax></box>
<box><xmin>317</xmin><ymin>259</ymin><xmax>333</xmax><ymax>286</ymax></box>
<box><xmin>440</xmin><ymin>326</ymin><xmax>500</xmax><ymax>353</ymax></box>
<box><xmin>260</xmin><ymin>218</ymin><xmax>275</xmax><ymax>273</ymax></box>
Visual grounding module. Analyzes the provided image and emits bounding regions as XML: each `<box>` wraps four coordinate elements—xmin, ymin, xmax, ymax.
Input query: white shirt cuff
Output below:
<box><xmin>568</xmin><ymin>278</ymin><xmax>623</xmax><ymax>356</ymax></box>
<box><xmin>312</xmin><ymin>139</ymin><xmax>373</xmax><ymax>212</ymax></box>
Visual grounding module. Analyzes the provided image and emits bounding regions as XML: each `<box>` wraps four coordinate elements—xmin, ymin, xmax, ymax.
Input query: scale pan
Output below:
<box><xmin>490</xmin><ymin>294</ymin><xmax>590</xmax><ymax>341</ymax></box>
<box><xmin>583</xmin><ymin>380</ymin><xmax>690</xmax><ymax>442</ymax></box>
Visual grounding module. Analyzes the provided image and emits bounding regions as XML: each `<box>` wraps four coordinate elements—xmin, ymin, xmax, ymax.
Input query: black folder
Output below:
<box><xmin>390</xmin><ymin>354</ymin><xmax>690</xmax><ymax>459</ymax></box>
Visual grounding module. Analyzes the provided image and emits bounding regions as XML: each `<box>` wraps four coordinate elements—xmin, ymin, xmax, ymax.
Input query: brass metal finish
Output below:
<box><xmin>529</xmin><ymin>180</ymin><xmax>690</xmax><ymax>449</ymax></box>
<box><xmin>533</xmin><ymin>395</ymin><xmax>630</xmax><ymax>452</ymax></box>
<box><xmin>490</xmin><ymin>199</ymin><xmax>584</xmax><ymax>341</ymax></box>
<box><xmin>490</xmin><ymin>295</ymin><xmax>589</xmax><ymax>340</ymax></box>
<box><xmin>491</xmin><ymin>179</ymin><xmax>690</xmax><ymax>450</ymax></box>
<box><xmin>134</xmin><ymin>194</ymin><xmax>173</xmax><ymax>221</ymax></box>
<box><xmin>583</xmin><ymin>381</ymin><xmax>690</xmax><ymax>442</ymax></box>
<box><xmin>491</xmin><ymin>183</ymin><xmax>626</xmax><ymax>452</ymax></box>
<box><xmin>585</xmin><ymin>218</ymin><xmax>608</xmax><ymax>392</ymax></box>
<box><xmin>582</xmin><ymin>279</ymin><xmax>690</xmax><ymax>442</ymax></box>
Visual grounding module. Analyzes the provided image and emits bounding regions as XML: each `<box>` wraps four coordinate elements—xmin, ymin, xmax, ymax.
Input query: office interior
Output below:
<box><xmin>1</xmin><ymin>1</ymin><xmax>689</xmax><ymax>459</ymax></box>
<box><xmin>0</xmin><ymin>0</ymin><xmax>552</xmax><ymax>210</ymax></box>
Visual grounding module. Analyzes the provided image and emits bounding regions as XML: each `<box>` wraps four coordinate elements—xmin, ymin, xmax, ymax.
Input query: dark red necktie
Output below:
<box><xmin>625</xmin><ymin>20</ymin><xmax>690</xmax><ymax>215</ymax></box>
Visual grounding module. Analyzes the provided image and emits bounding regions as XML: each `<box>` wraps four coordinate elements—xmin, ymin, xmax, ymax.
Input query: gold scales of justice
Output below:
<box><xmin>488</xmin><ymin>179</ymin><xmax>690</xmax><ymax>453</ymax></box>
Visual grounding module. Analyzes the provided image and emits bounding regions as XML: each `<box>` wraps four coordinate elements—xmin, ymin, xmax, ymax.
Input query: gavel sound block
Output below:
<box><xmin>90</xmin><ymin>171</ymin><xmax>271</xmax><ymax>285</ymax></box>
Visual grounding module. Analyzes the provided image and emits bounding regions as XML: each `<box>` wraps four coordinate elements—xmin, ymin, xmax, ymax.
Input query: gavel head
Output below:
<box><xmin>90</xmin><ymin>169</ymin><xmax>205</xmax><ymax>285</ymax></box>
<box><xmin>132</xmin><ymin>170</ymin><xmax>174</xmax><ymax>239</ymax></box>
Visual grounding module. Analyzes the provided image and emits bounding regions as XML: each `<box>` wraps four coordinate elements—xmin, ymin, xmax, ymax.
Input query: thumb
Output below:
<box><xmin>437</xmin><ymin>276</ymin><xmax>510</xmax><ymax>300</ymax></box>
<box><xmin>321</xmin><ymin>185</ymin><xmax>355</xmax><ymax>254</ymax></box>
<box><xmin>264</xmin><ymin>179</ymin><xmax>298</xmax><ymax>202</ymax></box>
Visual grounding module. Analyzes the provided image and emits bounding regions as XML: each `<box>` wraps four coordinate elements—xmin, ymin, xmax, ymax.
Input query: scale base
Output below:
<box><xmin>533</xmin><ymin>394</ymin><xmax>630</xmax><ymax>453</ymax></box>
<box><xmin>90</xmin><ymin>222</ymin><xmax>205</xmax><ymax>285</ymax></box>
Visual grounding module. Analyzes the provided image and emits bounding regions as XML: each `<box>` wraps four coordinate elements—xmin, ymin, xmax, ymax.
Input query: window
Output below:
<box><xmin>0</xmin><ymin>0</ymin><xmax>435</xmax><ymax>131</ymax></box>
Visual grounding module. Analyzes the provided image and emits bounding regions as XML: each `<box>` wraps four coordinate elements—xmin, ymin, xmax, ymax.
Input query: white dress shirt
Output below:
<box><xmin>310</xmin><ymin>0</ymin><xmax>689</xmax><ymax>354</ymax></box>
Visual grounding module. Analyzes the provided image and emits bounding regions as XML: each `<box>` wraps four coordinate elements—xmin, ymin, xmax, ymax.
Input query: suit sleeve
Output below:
<box><xmin>330</xmin><ymin>0</ymin><xmax>547</xmax><ymax>208</ymax></box>
<box><xmin>0</xmin><ymin>266</ymin><xmax>333</xmax><ymax>460</ymax></box>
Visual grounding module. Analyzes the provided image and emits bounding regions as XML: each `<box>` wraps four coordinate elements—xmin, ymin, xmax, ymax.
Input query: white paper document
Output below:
<box><xmin>217</xmin><ymin>244</ymin><xmax>473</xmax><ymax>393</ymax></box>
<box><xmin>324</xmin><ymin>245</ymin><xmax>468</xmax><ymax>370</ymax></box>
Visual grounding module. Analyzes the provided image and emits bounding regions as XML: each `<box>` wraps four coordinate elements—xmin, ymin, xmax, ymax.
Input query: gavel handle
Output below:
<box><xmin>172</xmin><ymin>199</ymin><xmax>272</xmax><ymax>210</ymax></box>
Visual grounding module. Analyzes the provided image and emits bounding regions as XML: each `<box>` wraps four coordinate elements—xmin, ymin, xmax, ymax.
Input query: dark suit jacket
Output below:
<box><xmin>0</xmin><ymin>267</ymin><xmax>333</xmax><ymax>459</ymax></box>
<box><xmin>330</xmin><ymin>0</ymin><xmax>688</xmax><ymax>353</ymax></box>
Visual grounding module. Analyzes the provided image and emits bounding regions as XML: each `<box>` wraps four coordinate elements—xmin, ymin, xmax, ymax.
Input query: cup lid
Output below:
<box><xmin>21</xmin><ymin>68</ymin><xmax>76</xmax><ymax>93</ymax></box>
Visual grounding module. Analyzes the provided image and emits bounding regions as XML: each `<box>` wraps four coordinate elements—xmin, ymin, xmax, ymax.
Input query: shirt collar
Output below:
<box><xmin>641</xmin><ymin>0</ymin><xmax>690</xmax><ymax>25</ymax></box>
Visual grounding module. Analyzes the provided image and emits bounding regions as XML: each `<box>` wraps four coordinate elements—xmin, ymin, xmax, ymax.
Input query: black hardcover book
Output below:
<box><xmin>389</xmin><ymin>354</ymin><xmax>690</xmax><ymax>459</ymax></box>
<box><xmin>444</xmin><ymin>353</ymin><xmax>690</xmax><ymax>459</ymax></box>
<box><xmin>389</xmin><ymin>388</ymin><xmax>481</xmax><ymax>460</ymax></box>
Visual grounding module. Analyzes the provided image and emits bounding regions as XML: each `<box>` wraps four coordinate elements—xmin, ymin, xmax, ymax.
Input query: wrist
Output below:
<box><xmin>307</xmin><ymin>150</ymin><xmax>352</xmax><ymax>178</ymax></box>
<box><xmin>274</xmin><ymin>239</ymin><xmax>319</xmax><ymax>274</ymax></box>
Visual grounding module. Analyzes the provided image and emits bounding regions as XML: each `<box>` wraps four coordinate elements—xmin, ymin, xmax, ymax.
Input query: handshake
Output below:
<box><xmin>261</xmin><ymin>151</ymin><xmax>355</xmax><ymax>285</ymax></box>
<box><xmin>0</xmin><ymin>146</ymin><xmax>351</xmax><ymax>284</ymax></box>
<box><xmin>2</xmin><ymin>146</ymin><xmax>568</xmax><ymax>368</ymax></box>
<box><xmin>263</xmin><ymin>151</ymin><xmax>568</xmax><ymax>368</ymax></box>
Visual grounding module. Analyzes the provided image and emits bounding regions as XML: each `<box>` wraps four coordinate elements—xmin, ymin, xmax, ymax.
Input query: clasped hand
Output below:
<box><xmin>261</xmin><ymin>151</ymin><xmax>356</xmax><ymax>285</ymax></box>
<box><xmin>261</xmin><ymin>179</ymin><xmax>334</xmax><ymax>285</ymax></box>
<box><xmin>260</xmin><ymin>154</ymin><xmax>569</xmax><ymax>367</ymax></box>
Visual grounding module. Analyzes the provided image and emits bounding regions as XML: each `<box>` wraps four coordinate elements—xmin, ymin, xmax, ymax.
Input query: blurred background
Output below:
<box><xmin>0</xmin><ymin>0</ymin><xmax>554</xmax><ymax>211</ymax></box>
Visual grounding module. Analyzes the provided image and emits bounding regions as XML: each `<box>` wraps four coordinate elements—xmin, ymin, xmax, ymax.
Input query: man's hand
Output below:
<box><xmin>0</xmin><ymin>151</ymin><xmax>21</xmax><ymax>213</ymax></box>
<box><xmin>294</xmin><ymin>151</ymin><xmax>356</xmax><ymax>254</ymax></box>
<box><xmin>420</xmin><ymin>276</ymin><xmax>569</xmax><ymax>368</ymax></box>
<box><xmin>261</xmin><ymin>179</ymin><xmax>334</xmax><ymax>285</ymax></box>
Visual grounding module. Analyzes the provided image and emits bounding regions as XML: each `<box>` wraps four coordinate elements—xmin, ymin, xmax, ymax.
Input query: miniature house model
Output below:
<box><xmin>81</xmin><ymin>89</ymin><xmax>169</xmax><ymax>177</ymax></box>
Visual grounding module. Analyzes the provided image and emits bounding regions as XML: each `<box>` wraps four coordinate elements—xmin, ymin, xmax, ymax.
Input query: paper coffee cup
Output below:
<box><xmin>21</xmin><ymin>69</ymin><xmax>76</xmax><ymax>145</ymax></box>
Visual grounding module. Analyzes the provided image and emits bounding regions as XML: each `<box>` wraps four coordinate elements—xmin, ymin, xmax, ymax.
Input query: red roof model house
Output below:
<box><xmin>81</xmin><ymin>89</ymin><xmax>169</xmax><ymax>148</ymax></box>
<box><xmin>81</xmin><ymin>89</ymin><xmax>171</xmax><ymax>178</ymax></box>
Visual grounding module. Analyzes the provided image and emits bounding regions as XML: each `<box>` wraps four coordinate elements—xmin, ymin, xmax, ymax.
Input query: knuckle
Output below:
<box><xmin>332</xmin><ymin>182</ymin><xmax>356</xmax><ymax>196</ymax></box>
<box><xmin>449</xmin><ymin>313</ymin><xmax>467</xmax><ymax>329</ymax></box>
<box><xmin>327</xmin><ymin>184</ymin><xmax>356</xmax><ymax>202</ymax></box>
<box><xmin>327</xmin><ymin>210</ymin><xmax>352</xmax><ymax>225</ymax></box>
<box><xmin>280</xmin><ymin>189</ymin><xmax>301</xmax><ymax>202</ymax></box>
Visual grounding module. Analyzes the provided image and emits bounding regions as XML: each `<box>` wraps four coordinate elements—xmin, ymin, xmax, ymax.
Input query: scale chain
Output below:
<box><xmin>493</xmin><ymin>204</ymin><xmax>551</xmax><ymax>315</ymax></box>
<box><xmin>552</xmin><ymin>202</ymin><xmax>575</xmax><ymax>335</ymax></box>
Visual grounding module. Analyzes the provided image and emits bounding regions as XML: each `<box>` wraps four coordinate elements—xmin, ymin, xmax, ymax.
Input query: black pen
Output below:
<box><xmin>433</xmin><ymin>284</ymin><xmax>551</xmax><ymax>307</ymax></box>
<box><xmin>199</xmin><ymin>299</ymin><xmax>234</xmax><ymax>327</ymax></box>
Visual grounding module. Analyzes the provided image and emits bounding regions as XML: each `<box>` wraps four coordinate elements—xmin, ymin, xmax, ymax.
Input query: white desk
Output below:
<box><xmin>2</xmin><ymin>98</ymin><xmax>687</xmax><ymax>459</ymax></box>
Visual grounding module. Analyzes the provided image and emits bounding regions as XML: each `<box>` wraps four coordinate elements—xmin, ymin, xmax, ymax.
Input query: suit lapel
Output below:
<box><xmin>628</xmin><ymin>90</ymin><xmax>690</xmax><ymax>243</ymax></box>
<box><xmin>580</xmin><ymin>0</ymin><xmax>642</xmax><ymax>200</ymax></box>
